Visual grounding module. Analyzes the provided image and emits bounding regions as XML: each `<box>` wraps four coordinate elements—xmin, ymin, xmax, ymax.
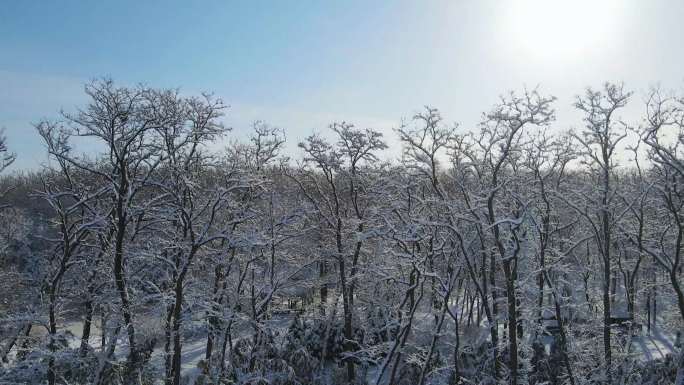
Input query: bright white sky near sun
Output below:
<box><xmin>1</xmin><ymin>0</ymin><xmax>683</xmax><ymax>170</ymax></box>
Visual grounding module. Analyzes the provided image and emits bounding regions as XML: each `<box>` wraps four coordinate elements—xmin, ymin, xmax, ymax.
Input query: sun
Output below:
<box><xmin>501</xmin><ymin>0</ymin><xmax>623</xmax><ymax>61</ymax></box>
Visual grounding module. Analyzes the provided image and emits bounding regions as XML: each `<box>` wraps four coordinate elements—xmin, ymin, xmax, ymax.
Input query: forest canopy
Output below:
<box><xmin>1</xmin><ymin>79</ymin><xmax>684</xmax><ymax>385</ymax></box>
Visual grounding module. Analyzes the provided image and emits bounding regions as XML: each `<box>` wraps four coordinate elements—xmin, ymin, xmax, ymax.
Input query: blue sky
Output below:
<box><xmin>2</xmin><ymin>0</ymin><xmax>684</xmax><ymax>170</ymax></box>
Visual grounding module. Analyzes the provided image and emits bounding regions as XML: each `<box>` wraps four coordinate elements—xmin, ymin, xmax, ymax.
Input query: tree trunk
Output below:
<box><xmin>47</xmin><ymin>292</ymin><xmax>58</xmax><ymax>385</ymax></box>
<box><xmin>339</xmin><ymin>258</ymin><xmax>355</xmax><ymax>383</ymax></box>
<box><xmin>16</xmin><ymin>324</ymin><xmax>32</xmax><ymax>362</ymax></box>
<box><xmin>164</xmin><ymin>303</ymin><xmax>174</xmax><ymax>385</ymax></box>
<box><xmin>172</xmin><ymin>280</ymin><xmax>184</xmax><ymax>385</ymax></box>
<box><xmin>206</xmin><ymin>264</ymin><xmax>225</xmax><ymax>364</ymax></box>
<box><xmin>671</xmin><ymin>271</ymin><xmax>684</xmax><ymax>326</ymax></box>
<box><xmin>114</xmin><ymin>170</ymin><xmax>138</xmax><ymax>382</ymax></box>
<box><xmin>80</xmin><ymin>299</ymin><xmax>94</xmax><ymax>357</ymax></box>
<box><xmin>602</xmin><ymin>253</ymin><xmax>612</xmax><ymax>384</ymax></box>
<box><xmin>0</xmin><ymin>323</ymin><xmax>30</xmax><ymax>363</ymax></box>
<box><xmin>543</xmin><ymin>272</ymin><xmax>576</xmax><ymax>385</ymax></box>
<box><xmin>503</xmin><ymin>260</ymin><xmax>518</xmax><ymax>385</ymax></box>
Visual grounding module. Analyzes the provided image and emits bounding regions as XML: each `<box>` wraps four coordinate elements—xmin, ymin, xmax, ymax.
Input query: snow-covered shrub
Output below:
<box><xmin>0</xmin><ymin>331</ymin><xmax>96</xmax><ymax>385</ymax></box>
<box><xmin>286</xmin><ymin>348</ymin><xmax>319</xmax><ymax>384</ymax></box>
<box><xmin>284</xmin><ymin>315</ymin><xmax>345</xmax><ymax>361</ymax></box>
<box><xmin>528</xmin><ymin>339</ymin><xmax>567</xmax><ymax>385</ymax></box>
<box><xmin>617</xmin><ymin>354</ymin><xmax>678</xmax><ymax>385</ymax></box>
<box><xmin>0</xmin><ymin>354</ymin><xmax>47</xmax><ymax>384</ymax></box>
<box><xmin>393</xmin><ymin>346</ymin><xmax>445</xmax><ymax>385</ymax></box>
<box><xmin>365</xmin><ymin>306</ymin><xmax>399</xmax><ymax>346</ymax></box>
<box><xmin>455</xmin><ymin>341</ymin><xmax>497</xmax><ymax>385</ymax></box>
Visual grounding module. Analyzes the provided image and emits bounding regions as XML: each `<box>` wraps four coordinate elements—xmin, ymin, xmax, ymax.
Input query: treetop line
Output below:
<box><xmin>1</xmin><ymin>79</ymin><xmax>683</xmax><ymax>385</ymax></box>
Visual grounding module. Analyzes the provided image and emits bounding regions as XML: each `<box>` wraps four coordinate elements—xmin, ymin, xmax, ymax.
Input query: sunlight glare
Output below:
<box><xmin>503</xmin><ymin>0</ymin><xmax>622</xmax><ymax>61</ymax></box>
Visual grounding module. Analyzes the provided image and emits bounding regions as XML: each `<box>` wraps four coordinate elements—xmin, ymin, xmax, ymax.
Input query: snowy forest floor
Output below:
<box><xmin>19</xmin><ymin>310</ymin><xmax>672</xmax><ymax>385</ymax></box>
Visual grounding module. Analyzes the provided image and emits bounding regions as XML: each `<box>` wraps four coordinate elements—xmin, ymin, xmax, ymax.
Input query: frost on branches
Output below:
<box><xmin>1</xmin><ymin>80</ymin><xmax>684</xmax><ymax>385</ymax></box>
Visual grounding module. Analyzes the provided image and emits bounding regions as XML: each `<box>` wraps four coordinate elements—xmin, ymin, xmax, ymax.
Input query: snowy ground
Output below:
<box><xmin>632</xmin><ymin>327</ymin><xmax>679</xmax><ymax>361</ymax></box>
<box><xmin>41</xmin><ymin>312</ymin><xmax>295</xmax><ymax>384</ymax></box>
<box><xmin>7</xmin><ymin>311</ymin><xmax>679</xmax><ymax>384</ymax></box>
